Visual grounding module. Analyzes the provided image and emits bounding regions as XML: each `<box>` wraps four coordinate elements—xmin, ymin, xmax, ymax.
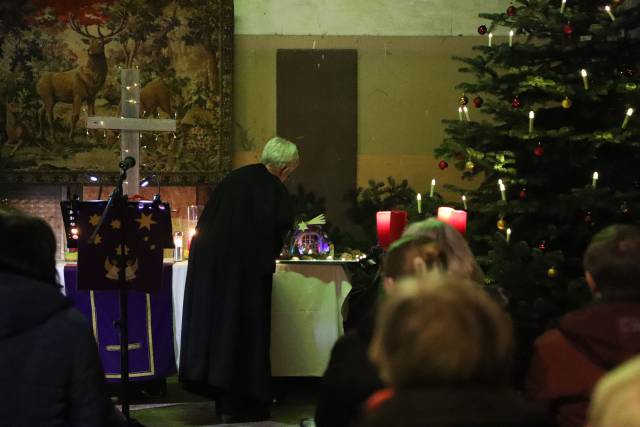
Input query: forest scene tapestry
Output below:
<box><xmin>0</xmin><ymin>0</ymin><xmax>233</xmax><ymax>185</ymax></box>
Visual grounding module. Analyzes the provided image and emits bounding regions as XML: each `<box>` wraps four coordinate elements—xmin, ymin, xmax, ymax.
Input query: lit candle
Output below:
<box><xmin>509</xmin><ymin>30</ymin><xmax>514</xmax><ymax>47</ymax></box>
<box><xmin>430</xmin><ymin>179</ymin><xmax>436</xmax><ymax>197</ymax></box>
<box><xmin>437</xmin><ymin>207</ymin><xmax>467</xmax><ymax>235</ymax></box>
<box><xmin>622</xmin><ymin>108</ymin><xmax>634</xmax><ymax>129</ymax></box>
<box><xmin>580</xmin><ymin>69</ymin><xmax>589</xmax><ymax>90</ymax></box>
<box><xmin>560</xmin><ymin>0</ymin><xmax>567</xmax><ymax>14</ymax></box>
<box><xmin>462</xmin><ymin>195</ymin><xmax>468</xmax><ymax>210</ymax></box>
<box><xmin>463</xmin><ymin>106</ymin><xmax>470</xmax><ymax>121</ymax></box>
<box><xmin>604</xmin><ymin>5</ymin><xmax>615</xmax><ymax>21</ymax></box>
<box><xmin>529</xmin><ymin>110</ymin><xmax>535</xmax><ymax>134</ymax></box>
<box><xmin>488</xmin><ymin>32</ymin><xmax>493</xmax><ymax>47</ymax></box>
<box><xmin>499</xmin><ymin>182</ymin><xmax>507</xmax><ymax>201</ymax></box>
<box><xmin>417</xmin><ymin>193</ymin><xmax>422</xmax><ymax>214</ymax></box>
<box><xmin>458</xmin><ymin>106</ymin><xmax>463</xmax><ymax>121</ymax></box>
<box><xmin>506</xmin><ymin>228</ymin><xmax>512</xmax><ymax>243</ymax></box>
<box><xmin>592</xmin><ymin>171</ymin><xmax>599</xmax><ymax>189</ymax></box>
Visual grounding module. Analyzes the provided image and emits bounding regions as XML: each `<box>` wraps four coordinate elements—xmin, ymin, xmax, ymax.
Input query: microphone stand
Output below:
<box><xmin>89</xmin><ymin>159</ymin><xmax>143</xmax><ymax>426</ymax></box>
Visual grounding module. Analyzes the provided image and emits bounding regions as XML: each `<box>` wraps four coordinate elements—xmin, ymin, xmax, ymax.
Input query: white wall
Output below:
<box><xmin>235</xmin><ymin>0</ymin><xmax>512</xmax><ymax>36</ymax></box>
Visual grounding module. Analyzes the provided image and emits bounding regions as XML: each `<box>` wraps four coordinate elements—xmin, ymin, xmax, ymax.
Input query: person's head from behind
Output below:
<box><xmin>403</xmin><ymin>218</ymin><xmax>484</xmax><ymax>284</ymax></box>
<box><xmin>0</xmin><ymin>210</ymin><xmax>58</xmax><ymax>286</ymax></box>
<box><xmin>589</xmin><ymin>355</ymin><xmax>640</xmax><ymax>427</ymax></box>
<box><xmin>370</xmin><ymin>273</ymin><xmax>513</xmax><ymax>388</ymax></box>
<box><xmin>261</xmin><ymin>136</ymin><xmax>299</xmax><ymax>182</ymax></box>
<box><xmin>583</xmin><ymin>224</ymin><xmax>640</xmax><ymax>301</ymax></box>
<box><xmin>382</xmin><ymin>235</ymin><xmax>446</xmax><ymax>291</ymax></box>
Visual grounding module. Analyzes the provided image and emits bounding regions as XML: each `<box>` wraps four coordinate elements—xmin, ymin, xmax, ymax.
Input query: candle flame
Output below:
<box><xmin>431</xmin><ymin>179</ymin><xmax>436</xmax><ymax>185</ymax></box>
<box><xmin>509</xmin><ymin>30</ymin><xmax>514</xmax><ymax>36</ymax></box>
<box><xmin>605</xmin><ymin>5</ymin><xmax>611</xmax><ymax>11</ymax></box>
<box><xmin>529</xmin><ymin>111</ymin><xmax>535</xmax><ymax>119</ymax></box>
<box><xmin>499</xmin><ymin>183</ymin><xmax>506</xmax><ymax>191</ymax></box>
<box><xmin>417</xmin><ymin>193</ymin><xmax>422</xmax><ymax>201</ymax></box>
<box><xmin>581</xmin><ymin>69</ymin><xmax>588</xmax><ymax>77</ymax></box>
<box><xmin>627</xmin><ymin>108</ymin><xmax>634</xmax><ymax>117</ymax></box>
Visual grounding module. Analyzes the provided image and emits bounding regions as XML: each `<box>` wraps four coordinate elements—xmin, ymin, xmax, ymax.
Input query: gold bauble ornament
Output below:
<box><xmin>497</xmin><ymin>218</ymin><xmax>507</xmax><ymax>230</ymax></box>
<box><xmin>561</xmin><ymin>97</ymin><xmax>572</xmax><ymax>109</ymax></box>
<box><xmin>547</xmin><ymin>267</ymin><xmax>558</xmax><ymax>278</ymax></box>
<box><xmin>465</xmin><ymin>160</ymin><xmax>475</xmax><ymax>171</ymax></box>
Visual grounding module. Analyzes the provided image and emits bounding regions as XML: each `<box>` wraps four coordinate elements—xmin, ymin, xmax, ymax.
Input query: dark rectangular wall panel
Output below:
<box><xmin>277</xmin><ymin>49</ymin><xmax>357</xmax><ymax>230</ymax></box>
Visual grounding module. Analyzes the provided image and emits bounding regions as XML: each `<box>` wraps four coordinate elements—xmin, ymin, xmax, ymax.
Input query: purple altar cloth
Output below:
<box><xmin>63</xmin><ymin>263</ymin><xmax>176</xmax><ymax>382</ymax></box>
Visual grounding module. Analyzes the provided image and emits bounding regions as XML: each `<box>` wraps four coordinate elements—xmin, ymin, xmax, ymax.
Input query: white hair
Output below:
<box><xmin>260</xmin><ymin>137</ymin><xmax>299</xmax><ymax>169</ymax></box>
<box><xmin>589</xmin><ymin>355</ymin><xmax>640</xmax><ymax>427</ymax></box>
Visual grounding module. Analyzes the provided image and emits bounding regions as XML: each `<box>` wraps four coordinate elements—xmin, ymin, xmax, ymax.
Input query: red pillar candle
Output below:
<box><xmin>376</xmin><ymin>211</ymin><xmax>408</xmax><ymax>250</ymax></box>
<box><xmin>437</xmin><ymin>206</ymin><xmax>467</xmax><ymax>235</ymax></box>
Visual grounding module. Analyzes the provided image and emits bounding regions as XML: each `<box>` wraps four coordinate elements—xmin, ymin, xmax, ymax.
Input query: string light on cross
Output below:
<box><xmin>86</xmin><ymin>69</ymin><xmax>176</xmax><ymax>196</ymax></box>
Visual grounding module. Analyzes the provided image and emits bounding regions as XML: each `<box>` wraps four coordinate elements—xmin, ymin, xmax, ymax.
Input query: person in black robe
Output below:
<box><xmin>179</xmin><ymin>137</ymin><xmax>299</xmax><ymax>423</ymax></box>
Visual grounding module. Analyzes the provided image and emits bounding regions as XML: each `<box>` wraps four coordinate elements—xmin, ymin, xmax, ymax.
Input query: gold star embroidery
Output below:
<box><xmin>115</xmin><ymin>245</ymin><xmax>130</xmax><ymax>256</ymax></box>
<box><xmin>89</xmin><ymin>214</ymin><xmax>101</xmax><ymax>226</ymax></box>
<box><xmin>91</xmin><ymin>234</ymin><xmax>102</xmax><ymax>245</ymax></box>
<box><xmin>136</xmin><ymin>213</ymin><xmax>156</xmax><ymax>231</ymax></box>
<box><xmin>111</xmin><ymin>219</ymin><xmax>121</xmax><ymax>230</ymax></box>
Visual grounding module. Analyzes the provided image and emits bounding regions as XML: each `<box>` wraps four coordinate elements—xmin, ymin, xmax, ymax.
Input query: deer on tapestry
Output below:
<box><xmin>37</xmin><ymin>15</ymin><xmax>126</xmax><ymax>140</ymax></box>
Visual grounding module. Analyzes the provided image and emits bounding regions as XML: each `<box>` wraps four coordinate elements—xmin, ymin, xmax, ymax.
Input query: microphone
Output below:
<box><xmin>119</xmin><ymin>156</ymin><xmax>136</xmax><ymax>170</ymax></box>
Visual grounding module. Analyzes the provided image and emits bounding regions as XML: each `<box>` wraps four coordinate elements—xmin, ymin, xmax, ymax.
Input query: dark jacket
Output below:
<box><xmin>316</xmin><ymin>291</ymin><xmax>384</xmax><ymax>427</ymax></box>
<box><xmin>526</xmin><ymin>301</ymin><xmax>640</xmax><ymax>427</ymax></box>
<box><xmin>0</xmin><ymin>272</ymin><xmax>123</xmax><ymax>427</ymax></box>
<box><xmin>360</xmin><ymin>386</ymin><xmax>553</xmax><ymax>427</ymax></box>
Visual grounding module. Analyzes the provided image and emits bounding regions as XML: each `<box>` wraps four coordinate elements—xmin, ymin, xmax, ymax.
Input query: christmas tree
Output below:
<box><xmin>435</xmin><ymin>0</ymin><xmax>640</xmax><ymax>379</ymax></box>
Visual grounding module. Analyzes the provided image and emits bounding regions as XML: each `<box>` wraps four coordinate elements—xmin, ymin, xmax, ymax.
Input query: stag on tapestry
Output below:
<box><xmin>0</xmin><ymin>0</ymin><xmax>233</xmax><ymax>185</ymax></box>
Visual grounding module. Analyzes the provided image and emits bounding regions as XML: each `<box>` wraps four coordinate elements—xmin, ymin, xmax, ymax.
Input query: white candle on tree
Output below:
<box><xmin>529</xmin><ymin>110</ymin><xmax>535</xmax><ymax>134</ymax></box>
<box><xmin>430</xmin><ymin>179</ymin><xmax>436</xmax><ymax>197</ymax></box>
<box><xmin>463</xmin><ymin>106</ymin><xmax>470</xmax><ymax>121</ymax></box>
<box><xmin>458</xmin><ymin>107</ymin><xmax>463</xmax><ymax>121</ymax></box>
<box><xmin>509</xmin><ymin>30</ymin><xmax>514</xmax><ymax>47</ymax></box>
<box><xmin>560</xmin><ymin>0</ymin><xmax>567</xmax><ymax>14</ymax></box>
<box><xmin>506</xmin><ymin>228</ymin><xmax>512</xmax><ymax>243</ymax></box>
<box><xmin>622</xmin><ymin>108</ymin><xmax>634</xmax><ymax>129</ymax></box>
<box><xmin>417</xmin><ymin>193</ymin><xmax>422</xmax><ymax>214</ymax></box>
<box><xmin>592</xmin><ymin>171</ymin><xmax>599</xmax><ymax>189</ymax></box>
<box><xmin>605</xmin><ymin>5</ymin><xmax>615</xmax><ymax>21</ymax></box>
<box><xmin>580</xmin><ymin>69</ymin><xmax>589</xmax><ymax>90</ymax></box>
<box><xmin>462</xmin><ymin>195</ymin><xmax>468</xmax><ymax>210</ymax></box>
<box><xmin>488</xmin><ymin>33</ymin><xmax>493</xmax><ymax>47</ymax></box>
<box><xmin>499</xmin><ymin>182</ymin><xmax>507</xmax><ymax>201</ymax></box>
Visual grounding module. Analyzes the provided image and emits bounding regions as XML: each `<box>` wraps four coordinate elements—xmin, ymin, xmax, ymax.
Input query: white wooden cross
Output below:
<box><xmin>86</xmin><ymin>69</ymin><xmax>176</xmax><ymax>196</ymax></box>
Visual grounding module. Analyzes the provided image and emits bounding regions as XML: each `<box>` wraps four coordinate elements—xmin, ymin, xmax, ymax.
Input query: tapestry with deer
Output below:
<box><xmin>0</xmin><ymin>0</ymin><xmax>233</xmax><ymax>185</ymax></box>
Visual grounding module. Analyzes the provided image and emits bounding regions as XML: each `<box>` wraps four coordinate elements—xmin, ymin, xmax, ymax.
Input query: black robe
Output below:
<box><xmin>179</xmin><ymin>164</ymin><xmax>293</xmax><ymax>403</ymax></box>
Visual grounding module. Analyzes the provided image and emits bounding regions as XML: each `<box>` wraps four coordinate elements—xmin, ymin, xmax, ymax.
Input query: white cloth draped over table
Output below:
<box><xmin>59</xmin><ymin>261</ymin><xmax>351</xmax><ymax>377</ymax></box>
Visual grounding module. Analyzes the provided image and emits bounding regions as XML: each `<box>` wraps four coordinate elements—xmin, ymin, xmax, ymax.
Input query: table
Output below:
<box><xmin>172</xmin><ymin>261</ymin><xmax>352</xmax><ymax>376</ymax></box>
<box><xmin>58</xmin><ymin>260</ymin><xmax>351</xmax><ymax>379</ymax></box>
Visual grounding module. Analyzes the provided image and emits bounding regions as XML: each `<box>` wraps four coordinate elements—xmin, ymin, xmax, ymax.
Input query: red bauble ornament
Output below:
<box><xmin>534</xmin><ymin>145</ymin><xmax>544</xmax><ymax>157</ymax></box>
<box><xmin>438</xmin><ymin>160</ymin><xmax>449</xmax><ymax>170</ymax></box>
<box><xmin>519</xmin><ymin>188</ymin><xmax>527</xmax><ymax>200</ymax></box>
<box><xmin>538</xmin><ymin>241</ymin><xmax>546</xmax><ymax>251</ymax></box>
<box><xmin>478</xmin><ymin>25</ymin><xmax>488</xmax><ymax>35</ymax></box>
<box><xmin>563</xmin><ymin>24</ymin><xmax>573</xmax><ymax>36</ymax></box>
<box><xmin>473</xmin><ymin>96</ymin><xmax>484</xmax><ymax>108</ymax></box>
<box><xmin>512</xmin><ymin>97</ymin><xmax>522</xmax><ymax>109</ymax></box>
<box><xmin>507</xmin><ymin>6</ymin><xmax>517</xmax><ymax>16</ymax></box>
